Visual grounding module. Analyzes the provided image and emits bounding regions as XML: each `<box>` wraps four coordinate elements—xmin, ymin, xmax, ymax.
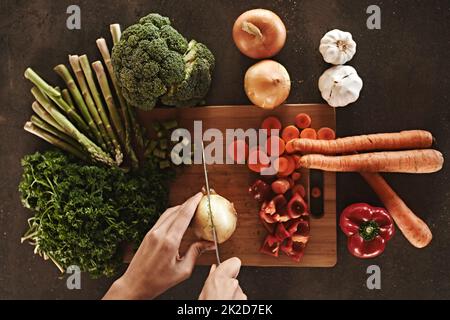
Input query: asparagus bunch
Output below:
<box><xmin>23</xmin><ymin>23</ymin><xmax>160</xmax><ymax>169</ymax></box>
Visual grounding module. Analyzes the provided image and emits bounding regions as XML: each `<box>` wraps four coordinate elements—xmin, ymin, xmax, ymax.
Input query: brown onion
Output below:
<box><xmin>244</xmin><ymin>60</ymin><xmax>291</xmax><ymax>109</ymax></box>
<box><xmin>233</xmin><ymin>9</ymin><xmax>287</xmax><ymax>59</ymax></box>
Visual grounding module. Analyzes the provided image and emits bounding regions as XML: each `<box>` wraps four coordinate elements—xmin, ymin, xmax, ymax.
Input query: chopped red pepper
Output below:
<box><xmin>260</xmin><ymin>234</ymin><xmax>280</xmax><ymax>257</ymax></box>
<box><xmin>259</xmin><ymin>194</ymin><xmax>290</xmax><ymax>224</ymax></box>
<box><xmin>286</xmin><ymin>217</ymin><xmax>310</xmax><ymax>243</ymax></box>
<box><xmin>281</xmin><ymin>238</ymin><xmax>305</xmax><ymax>262</ymax></box>
<box><xmin>274</xmin><ymin>223</ymin><xmax>291</xmax><ymax>242</ymax></box>
<box><xmin>287</xmin><ymin>193</ymin><xmax>309</xmax><ymax>219</ymax></box>
<box><xmin>340</xmin><ymin>203</ymin><xmax>395</xmax><ymax>259</ymax></box>
<box><xmin>248</xmin><ymin>179</ymin><xmax>272</xmax><ymax>203</ymax></box>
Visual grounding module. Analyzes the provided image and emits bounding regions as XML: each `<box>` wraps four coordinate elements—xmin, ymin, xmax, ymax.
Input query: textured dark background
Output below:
<box><xmin>1</xmin><ymin>0</ymin><xmax>449</xmax><ymax>300</ymax></box>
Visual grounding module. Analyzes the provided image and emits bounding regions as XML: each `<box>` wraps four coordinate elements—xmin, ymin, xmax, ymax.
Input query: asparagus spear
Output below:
<box><xmin>30</xmin><ymin>115</ymin><xmax>81</xmax><ymax>151</ymax></box>
<box><xmin>78</xmin><ymin>55</ymin><xmax>123</xmax><ymax>164</ymax></box>
<box><xmin>30</xmin><ymin>87</ymin><xmax>116</xmax><ymax>166</ymax></box>
<box><xmin>96</xmin><ymin>37</ymin><xmax>138</xmax><ymax>169</ymax></box>
<box><xmin>24</xmin><ymin>68</ymin><xmax>91</xmax><ymax>135</ymax></box>
<box><xmin>32</xmin><ymin>101</ymin><xmax>65</xmax><ymax>133</ymax></box>
<box><xmin>24</xmin><ymin>122</ymin><xmax>88</xmax><ymax>161</ymax></box>
<box><xmin>61</xmin><ymin>89</ymin><xmax>75</xmax><ymax>109</ymax></box>
<box><xmin>91</xmin><ymin>61</ymin><xmax>125</xmax><ymax>143</ymax></box>
<box><xmin>68</xmin><ymin>55</ymin><xmax>114</xmax><ymax>154</ymax></box>
<box><xmin>53</xmin><ymin>64</ymin><xmax>106</xmax><ymax>150</ymax></box>
<box><xmin>110</xmin><ymin>24</ymin><xmax>147</xmax><ymax>151</ymax></box>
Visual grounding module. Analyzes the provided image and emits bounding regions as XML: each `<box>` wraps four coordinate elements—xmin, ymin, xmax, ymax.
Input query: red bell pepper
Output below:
<box><xmin>286</xmin><ymin>217</ymin><xmax>310</xmax><ymax>243</ymax></box>
<box><xmin>259</xmin><ymin>194</ymin><xmax>290</xmax><ymax>224</ymax></box>
<box><xmin>287</xmin><ymin>193</ymin><xmax>309</xmax><ymax>219</ymax></box>
<box><xmin>274</xmin><ymin>223</ymin><xmax>291</xmax><ymax>242</ymax></box>
<box><xmin>249</xmin><ymin>179</ymin><xmax>272</xmax><ymax>203</ymax></box>
<box><xmin>340</xmin><ymin>203</ymin><xmax>395</xmax><ymax>259</ymax></box>
<box><xmin>281</xmin><ymin>238</ymin><xmax>305</xmax><ymax>262</ymax></box>
<box><xmin>260</xmin><ymin>234</ymin><xmax>280</xmax><ymax>257</ymax></box>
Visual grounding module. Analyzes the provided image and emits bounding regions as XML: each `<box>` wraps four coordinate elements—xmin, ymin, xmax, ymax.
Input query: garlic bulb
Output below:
<box><xmin>319</xmin><ymin>29</ymin><xmax>356</xmax><ymax>65</ymax></box>
<box><xmin>318</xmin><ymin>65</ymin><xmax>363</xmax><ymax>107</ymax></box>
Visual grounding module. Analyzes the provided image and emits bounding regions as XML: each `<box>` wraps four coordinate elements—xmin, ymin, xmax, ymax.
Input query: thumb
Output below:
<box><xmin>209</xmin><ymin>264</ymin><xmax>217</xmax><ymax>275</ymax></box>
<box><xmin>182</xmin><ymin>241</ymin><xmax>216</xmax><ymax>269</ymax></box>
<box><xmin>216</xmin><ymin>257</ymin><xmax>242</xmax><ymax>279</ymax></box>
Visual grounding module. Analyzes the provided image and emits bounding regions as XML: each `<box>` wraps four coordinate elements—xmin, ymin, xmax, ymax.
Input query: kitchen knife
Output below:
<box><xmin>201</xmin><ymin>140</ymin><xmax>221</xmax><ymax>265</ymax></box>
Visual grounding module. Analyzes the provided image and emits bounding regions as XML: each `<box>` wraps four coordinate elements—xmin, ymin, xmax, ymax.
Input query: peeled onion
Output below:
<box><xmin>244</xmin><ymin>60</ymin><xmax>291</xmax><ymax>109</ymax></box>
<box><xmin>192</xmin><ymin>190</ymin><xmax>238</xmax><ymax>244</ymax></box>
<box><xmin>233</xmin><ymin>9</ymin><xmax>287</xmax><ymax>59</ymax></box>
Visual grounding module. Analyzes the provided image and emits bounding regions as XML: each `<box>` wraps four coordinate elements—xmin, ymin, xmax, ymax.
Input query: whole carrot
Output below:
<box><xmin>286</xmin><ymin>130</ymin><xmax>433</xmax><ymax>155</ymax></box>
<box><xmin>298</xmin><ymin>149</ymin><xmax>444</xmax><ymax>174</ymax></box>
<box><xmin>361</xmin><ymin>172</ymin><xmax>432</xmax><ymax>248</ymax></box>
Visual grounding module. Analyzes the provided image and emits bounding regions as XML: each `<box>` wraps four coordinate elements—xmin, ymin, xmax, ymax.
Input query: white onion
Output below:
<box><xmin>192</xmin><ymin>191</ymin><xmax>238</xmax><ymax>244</ymax></box>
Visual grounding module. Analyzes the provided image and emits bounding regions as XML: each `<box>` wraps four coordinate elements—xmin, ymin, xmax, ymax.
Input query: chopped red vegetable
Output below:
<box><xmin>282</xmin><ymin>125</ymin><xmax>300</xmax><ymax>142</ymax></box>
<box><xmin>275</xmin><ymin>223</ymin><xmax>291</xmax><ymax>242</ymax></box>
<box><xmin>259</xmin><ymin>194</ymin><xmax>289</xmax><ymax>223</ymax></box>
<box><xmin>300</xmin><ymin>128</ymin><xmax>317</xmax><ymax>139</ymax></box>
<box><xmin>317</xmin><ymin>127</ymin><xmax>336</xmax><ymax>140</ymax></box>
<box><xmin>287</xmin><ymin>192</ymin><xmax>308</xmax><ymax>219</ymax></box>
<box><xmin>260</xmin><ymin>234</ymin><xmax>280</xmax><ymax>257</ymax></box>
<box><xmin>266</xmin><ymin>135</ymin><xmax>285</xmax><ymax>156</ymax></box>
<box><xmin>286</xmin><ymin>218</ymin><xmax>310</xmax><ymax>243</ymax></box>
<box><xmin>271</xmin><ymin>178</ymin><xmax>290</xmax><ymax>194</ymax></box>
<box><xmin>249</xmin><ymin>179</ymin><xmax>272</xmax><ymax>202</ymax></box>
<box><xmin>339</xmin><ymin>203</ymin><xmax>395</xmax><ymax>259</ymax></box>
<box><xmin>292</xmin><ymin>184</ymin><xmax>306</xmax><ymax>198</ymax></box>
<box><xmin>248</xmin><ymin>148</ymin><xmax>270</xmax><ymax>173</ymax></box>
<box><xmin>281</xmin><ymin>239</ymin><xmax>305</xmax><ymax>262</ymax></box>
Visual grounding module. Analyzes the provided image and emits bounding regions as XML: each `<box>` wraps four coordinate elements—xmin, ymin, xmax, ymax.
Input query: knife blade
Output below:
<box><xmin>201</xmin><ymin>140</ymin><xmax>221</xmax><ymax>265</ymax></box>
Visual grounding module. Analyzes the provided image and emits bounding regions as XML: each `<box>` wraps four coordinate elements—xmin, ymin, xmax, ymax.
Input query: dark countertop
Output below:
<box><xmin>1</xmin><ymin>0</ymin><xmax>449</xmax><ymax>299</ymax></box>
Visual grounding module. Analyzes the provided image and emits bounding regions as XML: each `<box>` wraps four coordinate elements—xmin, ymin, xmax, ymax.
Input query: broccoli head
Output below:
<box><xmin>112</xmin><ymin>13</ymin><xmax>215</xmax><ymax>110</ymax></box>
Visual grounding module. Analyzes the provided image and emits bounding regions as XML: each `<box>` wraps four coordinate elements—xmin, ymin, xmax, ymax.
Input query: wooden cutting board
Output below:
<box><xmin>139</xmin><ymin>104</ymin><xmax>337</xmax><ymax>267</ymax></box>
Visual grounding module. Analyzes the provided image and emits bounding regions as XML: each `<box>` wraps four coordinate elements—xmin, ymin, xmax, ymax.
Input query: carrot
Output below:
<box><xmin>282</xmin><ymin>125</ymin><xmax>300</xmax><ymax>142</ymax></box>
<box><xmin>361</xmin><ymin>172</ymin><xmax>432</xmax><ymax>248</ymax></box>
<box><xmin>300</xmin><ymin>128</ymin><xmax>317</xmax><ymax>140</ymax></box>
<box><xmin>311</xmin><ymin>187</ymin><xmax>322</xmax><ymax>198</ymax></box>
<box><xmin>248</xmin><ymin>148</ymin><xmax>270</xmax><ymax>173</ymax></box>
<box><xmin>274</xmin><ymin>156</ymin><xmax>289</xmax><ymax>173</ymax></box>
<box><xmin>295</xmin><ymin>113</ymin><xmax>312</xmax><ymax>129</ymax></box>
<box><xmin>291</xmin><ymin>172</ymin><xmax>301</xmax><ymax>181</ymax></box>
<box><xmin>227</xmin><ymin>139</ymin><xmax>249</xmax><ymax>163</ymax></box>
<box><xmin>261</xmin><ymin>116</ymin><xmax>282</xmax><ymax>136</ymax></box>
<box><xmin>272</xmin><ymin>179</ymin><xmax>290</xmax><ymax>194</ymax></box>
<box><xmin>298</xmin><ymin>149</ymin><xmax>444</xmax><ymax>174</ymax></box>
<box><xmin>292</xmin><ymin>184</ymin><xmax>306</xmax><ymax>198</ymax></box>
<box><xmin>266</xmin><ymin>135</ymin><xmax>285</xmax><ymax>156</ymax></box>
<box><xmin>292</xmin><ymin>154</ymin><xmax>302</xmax><ymax>169</ymax></box>
<box><xmin>317</xmin><ymin>127</ymin><xmax>336</xmax><ymax>140</ymax></box>
<box><xmin>287</xmin><ymin>130</ymin><xmax>433</xmax><ymax>155</ymax></box>
<box><xmin>278</xmin><ymin>155</ymin><xmax>295</xmax><ymax>177</ymax></box>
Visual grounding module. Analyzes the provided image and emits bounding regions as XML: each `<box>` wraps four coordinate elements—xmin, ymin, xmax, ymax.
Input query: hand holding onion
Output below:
<box><xmin>192</xmin><ymin>189</ymin><xmax>238</xmax><ymax>244</ymax></box>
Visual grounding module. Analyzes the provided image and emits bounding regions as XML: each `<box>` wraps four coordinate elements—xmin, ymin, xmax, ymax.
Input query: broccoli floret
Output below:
<box><xmin>112</xmin><ymin>13</ymin><xmax>215</xmax><ymax>110</ymax></box>
<box><xmin>161</xmin><ymin>40</ymin><xmax>215</xmax><ymax>107</ymax></box>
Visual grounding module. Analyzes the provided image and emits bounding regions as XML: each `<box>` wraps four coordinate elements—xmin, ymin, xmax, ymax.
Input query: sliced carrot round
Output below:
<box><xmin>285</xmin><ymin>140</ymin><xmax>295</xmax><ymax>154</ymax></box>
<box><xmin>271</xmin><ymin>179</ymin><xmax>290</xmax><ymax>194</ymax></box>
<box><xmin>266</xmin><ymin>135</ymin><xmax>286</xmax><ymax>156</ymax></box>
<box><xmin>227</xmin><ymin>139</ymin><xmax>249</xmax><ymax>163</ymax></box>
<box><xmin>261</xmin><ymin>116</ymin><xmax>282</xmax><ymax>136</ymax></box>
<box><xmin>300</xmin><ymin>128</ymin><xmax>317</xmax><ymax>140</ymax></box>
<box><xmin>292</xmin><ymin>184</ymin><xmax>306</xmax><ymax>198</ymax></box>
<box><xmin>282</xmin><ymin>125</ymin><xmax>300</xmax><ymax>143</ymax></box>
<box><xmin>317</xmin><ymin>127</ymin><xmax>336</xmax><ymax>140</ymax></box>
<box><xmin>295</xmin><ymin>113</ymin><xmax>312</xmax><ymax>129</ymax></box>
<box><xmin>248</xmin><ymin>148</ymin><xmax>270</xmax><ymax>173</ymax></box>
<box><xmin>274</xmin><ymin>156</ymin><xmax>289</xmax><ymax>173</ymax></box>
<box><xmin>277</xmin><ymin>155</ymin><xmax>295</xmax><ymax>177</ymax></box>
<box><xmin>292</xmin><ymin>155</ymin><xmax>302</xmax><ymax>169</ymax></box>
<box><xmin>291</xmin><ymin>172</ymin><xmax>301</xmax><ymax>181</ymax></box>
